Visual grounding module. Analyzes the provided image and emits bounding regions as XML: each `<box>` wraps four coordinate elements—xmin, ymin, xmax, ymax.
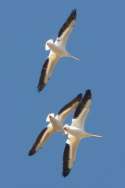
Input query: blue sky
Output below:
<box><xmin>0</xmin><ymin>0</ymin><xmax>125</xmax><ymax>187</ymax></box>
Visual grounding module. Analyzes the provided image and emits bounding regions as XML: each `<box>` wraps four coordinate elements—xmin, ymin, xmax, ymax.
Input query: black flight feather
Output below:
<box><xmin>28</xmin><ymin>127</ymin><xmax>47</xmax><ymax>156</ymax></box>
<box><xmin>63</xmin><ymin>143</ymin><xmax>71</xmax><ymax>177</ymax></box>
<box><xmin>58</xmin><ymin>93</ymin><xmax>82</xmax><ymax>115</ymax></box>
<box><xmin>73</xmin><ymin>89</ymin><xmax>92</xmax><ymax>119</ymax></box>
<box><xmin>58</xmin><ymin>9</ymin><xmax>77</xmax><ymax>38</ymax></box>
<box><xmin>37</xmin><ymin>58</ymin><xmax>49</xmax><ymax>92</ymax></box>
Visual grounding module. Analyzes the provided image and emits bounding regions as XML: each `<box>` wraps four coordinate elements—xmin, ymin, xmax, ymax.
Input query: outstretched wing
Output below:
<box><xmin>57</xmin><ymin>93</ymin><xmax>82</xmax><ymax>122</ymax></box>
<box><xmin>55</xmin><ymin>9</ymin><xmax>77</xmax><ymax>48</ymax></box>
<box><xmin>28</xmin><ymin>126</ymin><xmax>54</xmax><ymax>156</ymax></box>
<box><xmin>37</xmin><ymin>53</ymin><xmax>59</xmax><ymax>92</ymax></box>
<box><xmin>63</xmin><ymin>135</ymin><xmax>80</xmax><ymax>177</ymax></box>
<box><xmin>72</xmin><ymin>89</ymin><xmax>92</xmax><ymax>129</ymax></box>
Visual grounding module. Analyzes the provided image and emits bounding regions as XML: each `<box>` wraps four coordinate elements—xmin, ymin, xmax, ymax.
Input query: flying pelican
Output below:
<box><xmin>38</xmin><ymin>9</ymin><xmax>79</xmax><ymax>92</ymax></box>
<box><xmin>62</xmin><ymin>89</ymin><xmax>102</xmax><ymax>177</ymax></box>
<box><xmin>28</xmin><ymin>93</ymin><xmax>82</xmax><ymax>156</ymax></box>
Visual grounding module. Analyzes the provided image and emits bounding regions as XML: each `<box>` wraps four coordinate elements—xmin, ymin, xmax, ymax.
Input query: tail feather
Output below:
<box><xmin>90</xmin><ymin>134</ymin><xmax>102</xmax><ymax>138</ymax></box>
<box><xmin>28</xmin><ymin>148</ymin><xmax>36</xmax><ymax>156</ymax></box>
<box><xmin>67</xmin><ymin>52</ymin><xmax>80</xmax><ymax>61</ymax></box>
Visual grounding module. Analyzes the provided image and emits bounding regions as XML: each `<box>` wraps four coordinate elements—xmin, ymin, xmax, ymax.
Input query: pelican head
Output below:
<box><xmin>46</xmin><ymin>113</ymin><xmax>55</xmax><ymax>123</ymax></box>
<box><xmin>49</xmin><ymin>115</ymin><xmax>63</xmax><ymax>131</ymax></box>
<box><xmin>63</xmin><ymin>124</ymin><xmax>70</xmax><ymax>135</ymax></box>
<box><xmin>45</xmin><ymin>39</ymin><xmax>54</xmax><ymax>51</ymax></box>
<box><xmin>63</xmin><ymin>125</ymin><xmax>78</xmax><ymax>136</ymax></box>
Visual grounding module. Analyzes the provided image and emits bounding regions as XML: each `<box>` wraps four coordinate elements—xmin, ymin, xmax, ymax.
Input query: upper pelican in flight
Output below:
<box><xmin>62</xmin><ymin>89</ymin><xmax>102</xmax><ymax>177</ymax></box>
<box><xmin>38</xmin><ymin>9</ymin><xmax>79</xmax><ymax>92</ymax></box>
<box><xmin>28</xmin><ymin>93</ymin><xmax>82</xmax><ymax>156</ymax></box>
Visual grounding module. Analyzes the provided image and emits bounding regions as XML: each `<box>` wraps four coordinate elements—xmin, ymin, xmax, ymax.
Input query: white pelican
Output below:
<box><xmin>62</xmin><ymin>89</ymin><xmax>102</xmax><ymax>177</ymax></box>
<box><xmin>28</xmin><ymin>93</ymin><xmax>82</xmax><ymax>156</ymax></box>
<box><xmin>37</xmin><ymin>9</ymin><xmax>79</xmax><ymax>92</ymax></box>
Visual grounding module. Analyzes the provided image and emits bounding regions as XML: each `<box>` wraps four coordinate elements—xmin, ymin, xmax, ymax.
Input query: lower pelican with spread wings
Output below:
<box><xmin>28</xmin><ymin>93</ymin><xmax>82</xmax><ymax>156</ymax></box>
<box><xmin>63</xmin><ymin>89</ymin><xmax>102</xmax><ymax>177</ymax></box>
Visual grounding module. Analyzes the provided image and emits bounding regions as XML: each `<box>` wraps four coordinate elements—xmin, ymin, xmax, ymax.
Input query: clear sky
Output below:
<box><xmin>0</xmin><ymin>0</ymin><xmax>125</xmax><ymax>187</ymax></box>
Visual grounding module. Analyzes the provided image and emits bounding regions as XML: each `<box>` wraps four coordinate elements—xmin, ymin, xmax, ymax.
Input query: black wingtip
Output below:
<box><xmin>58</xmin><ymin>9</ymin><xmax>77</xmax><ymax>38</ymax></box>
<box><xmin>37</xmin><ymin>83</ymin><xmax>45</xmax><ymax>92</ymax></box>
<box><xmin>62</xmin><ymin>169</ymin><xmax>71</xmax><ymax>177</ymax></box>
<box><xmin>28</xmin><ymin>127</ymin><xmax>47</xmax><ymax>156</ymax></box>
<box><xmin>77</xmin><ymin>93</ymin><xmax>82</xmax><ymax>100</ymax></box>
<box><xmin>63</xmin><ymin>143</ymin><xmax>71</xmax><ymax>177</ymax></box>
<box><xmin>37</xmin><ymin>58</ymin><xmax>49</xmax><ymax>92</ymax></box>
<box><xmin>73</xmin><ymin>89</ymin><xmax>92</xmax><ymax>118</ymax></box>
<box><xmin>85</xmin><ymin>89</ymin><xmax>92</xmax><ymax>99</ymax></box>
<box><xmin>71</xmin><ymin>9</ymin><xmax>77</xmax><ymax>18</ymax></box>
<box><xmin>28</xmin><ymin>148</ymin><xmax>36</xmax><ymax>156</ymax></box>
